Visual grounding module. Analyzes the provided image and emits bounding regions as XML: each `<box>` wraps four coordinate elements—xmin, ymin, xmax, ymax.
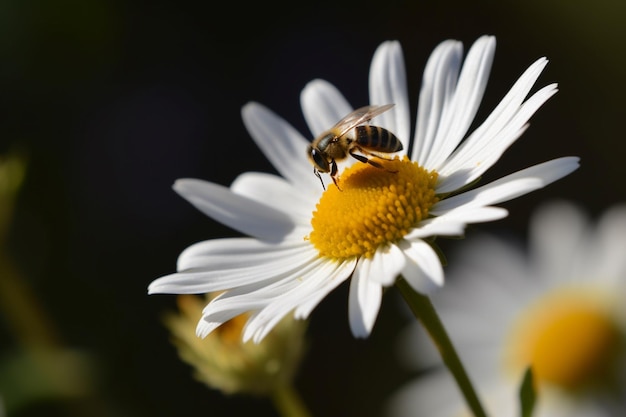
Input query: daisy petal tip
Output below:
<box><xmin>411</xmin><ymin>270</ymin><xmax>445</xmax><ymax>295</ymax></box>
<box><xmin>433</xmin><ymin>274</ymin><xmax>445</xmax><ymax>288</ymax></box>
<box><xmin>420</xmin><ymin>278</ymin><xmax>445</xmax><ymax>295</ymax></box>
<box><xmin>241</xmin><ymin>329</ymin><xmax>254</xmax><ymax>344</ymax></box>
<box><xmin>484</xmin><ymin>34</ymin><xmax>496</xmax><ymax>44</ymax></box>
<box><xmin>485</xmin><ymin>206</ymin><xmax>509</xmax><ymax>221</ymax></box>
<box><xmin>422</xmin><ymin>282</ymin><xmax>444</xmax><ymax>296</ymax></box>
<box><xmin>293</xmin><ymin>310</ymin><xmax>308</xmax><ymax>320</ymax></box>
<box><xmin>172</xmin><ymin>178</ymin><xmax>202</xmax><ymax>195</ymax></box>
<box><xmin>240</xmin><ymin>103</ymin><xmax>255</xmax><ymax>120</ymax></box>
<box><xmin>241</xmin><ymin>100</ymin><xmax>263</xmax><ymax>114</ymax></box>
<box><xmin>146</xmin><ymin>278</ymin><xmax>170</xmax><ymax>295</ymax></box>
<box><xmin>303</xmin><ymin>78</ymin><xmax>327</xmax><ymax>90</ymax></box>
<box><xmin>146</xmin><ymin>283</ymin><xmax>158</xmax><ymax>295</ymax></box>
<box><xmin>171</xmin><ymin>178</ymin><xmax>187</xmax><ymax>191</ymax></box>
<box><xmin>249</xmin><ymin>327</ymin><xmax>270</xmax><ymax>345</ymax></box>
<box><xmin>195</xmin><ymin>318</ymin><xmax>218</xmax><ymax>339</ymax></box>
<box><xmin>351</xmin><ymin>325</ymin><xmax>371</xmax><ymax>339</ymax></box>
<box><xmin>241</xmin><ymin>101</ymin><xmax>272</xmax><ymax>126</ymax></box>
<box><xmin>379</xmin><ymin>39</ymin><xmax>401</xmax><ymax>52</ymax></box>
<box><xmin>475</xmin><ymin>34</ymin><xmax>496</xmax><ymax>50</ymax></box>
<box><xmin>195</xmin><ymin>324</ymin><xmax>208</xmax><ymax>339</ymax></box>
<box><xmin>564</xmin><ymin>156</ymin><xmax>581</xmax><ymax>173</ymax></box>
<box><xmin>348</xmin><ymin>314</ymin><xmax>367</xmax><ymax>339</ymax></box>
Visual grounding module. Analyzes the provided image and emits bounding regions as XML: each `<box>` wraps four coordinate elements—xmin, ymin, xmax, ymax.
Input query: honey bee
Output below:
<box><xmin>307</xmin><ymin>104</ymin><xmax>403</xmax><ymax>189</ymax></box>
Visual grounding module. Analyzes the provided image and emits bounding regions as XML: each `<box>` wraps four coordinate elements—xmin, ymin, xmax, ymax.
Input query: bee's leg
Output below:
<box><xmin>330</xmin><ymin>160</ymin><xmax>342</xmax><ymax>191</ymax></box>
<box><xmin>350</xmin><ymin>149</ymin><xmax>398</xmax><ymax>173</ymax></box>
<box><xmin>350</xmin><ymin>150</ymin><xmax>376</xmax><ymax>166</ymax></box>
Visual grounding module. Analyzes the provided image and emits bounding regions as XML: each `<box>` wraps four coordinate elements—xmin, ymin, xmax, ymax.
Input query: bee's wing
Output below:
<box><xmin>333</xmin><ymin>104</ymin><xmax>395</xmax><ymax>138</ymax></box>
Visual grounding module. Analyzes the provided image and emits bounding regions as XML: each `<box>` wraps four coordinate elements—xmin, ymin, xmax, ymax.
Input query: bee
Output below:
<box><xmin>307</xmin><ymin>104</ymin><xmax>403</xmax><ymax>189</ymax></box>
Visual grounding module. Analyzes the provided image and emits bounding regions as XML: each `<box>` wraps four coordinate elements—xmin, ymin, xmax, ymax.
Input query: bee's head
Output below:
<box><xmin>307</xmin><ymin>145</ymin><xmax>330</xmax><ymax>173</ymax></box>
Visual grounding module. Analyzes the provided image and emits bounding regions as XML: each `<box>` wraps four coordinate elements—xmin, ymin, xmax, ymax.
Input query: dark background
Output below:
<box><xmin>1</xmin><ymin>1</ymin><xmax>624</xmax><ymax>416</ymax></box>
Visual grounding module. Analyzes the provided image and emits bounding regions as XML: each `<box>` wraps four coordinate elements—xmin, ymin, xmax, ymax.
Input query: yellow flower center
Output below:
<box><xmin>505</xmin><ymin>287</ymin><xmax>623</xmax><ymax>391</ymax></box>
<box><xmin>309</xmin><ymin>156</ymin><xmax>438</xmax><ymax>259</ymax></box>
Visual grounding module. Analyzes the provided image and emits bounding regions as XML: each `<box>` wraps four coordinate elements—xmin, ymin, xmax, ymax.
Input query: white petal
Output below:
<box><xmin>399</xmin><ymin>239</ymin><xmax>444</xmax><ymax>293</ymax></box>
<box><xmin>348</xmin><ymin>259</ymin><xmax>383</xmax><ymax>337</ymax></box>
<box><xmin>439</xmin><ymin>57</ymin><xmax>549</xmax><ymax>168</ymax></box>
<box><xmin>300</xmin><ymin>79</ymin><xmax>353</xmax><ymax>137</ymax></box>
<box><xmin>149</xmin><ymin>269</ymin><xmax>280</xmax><ymax>295</ymax></box>
<box><xmin>436</xmin><ymin>125</ymin><xmax>528</xmax><ymax>194</ymax></box>
<box><xmin>199</xmin><ymin>262</ymin><xmax>318</xmax><ymax>341</ymax></box>
<box><xmin>196</xmin><ymin>314</ymin><xmax>239</xmax><ymax>339</ymax></box>
<box><xmin>245</xmin><ymin>259</ymin><xmax>354</xmax><ymax>343</ymax></box>
<box><xmin>404</xmin><ymin>218</ymin><xmax>466</xmax><ymax>239</ymax></box>
<box><xmin>176</xmin><ymin>237</ymin><xmax>306</xmax><ymax>271</ymax></box>
<box><xmin>148</xmin><ymin>241</ymin><xmax>317</xmax><ymax>295</ymax></box>
<box><xmin>196</xmin><ymin>289</ymin><xmax>270</xmax><ymax>338</ymax></box>
<box><xmin>242</xmin><ymin>102</ymin><xmax>321</xmax><ymax>189</ymax></box>
<box><xmin>438</xmin><ymin>80</ymin><xmax>558</xmax><ymax>193</ymax></box>
<box><xmin>369</xmin><ymin>41</ymin><xmax>411</xmax><ymax>143</ymax></box>
<box><xmin>424</xmin><ymin>35</ymin><xmax>496</xmax><ymax>170</ymax></box>
<box><xmin>429</xmin><ymin>206</ymin><xmax>509</xmax><ymax>226</ymax></box>
<box><xmin>412</xmin><ymin>39</ymin><xmax>463</xmax><ymax>164</ymax></box>
<box><xmin>240</xmin><ymin>258</ymin><xmax>347</xmax><ymax>342</ymax></box>
<box><xmin>294</xmin><ymin>259</ymin><xmax>357</xmax><ymax>319</ymax></box>
<box><xmin>366</xmin><ymin>244</ymin><xmax>406</xmax><ymax>286</ymax></box>
<box><xmin>173</xmin><ymin>178</ymin><xmax>295</xmax><ymax>242</ymax></box>
<box><xmin>432</xmin><ymin>157</ymin><xmax>580</xmax><ymax>213</ymax></box>
<box><xmin>231</xmin><ymin>171</ymin><xmax>319</xmax><ymax>224</ymax></box>
<box><xmin>148</xmin><ymin>270</ymin><xmax>214</xmax><ymax>294</ymax></box>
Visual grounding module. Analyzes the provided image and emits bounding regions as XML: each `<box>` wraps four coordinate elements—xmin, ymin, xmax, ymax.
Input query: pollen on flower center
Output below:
<box><xmin>505</xmin><ymin>288</ymin><xmax>623</xmax><ymax>391</ymax></box>
<box><xmin>308</xmin><ymin>156</ymin><xmax>438</xmax><ymax>260</ymax></box>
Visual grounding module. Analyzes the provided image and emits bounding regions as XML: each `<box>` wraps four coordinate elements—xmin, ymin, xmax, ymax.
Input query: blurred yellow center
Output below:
<box><xmin>507</xmin><ymin>288</ymin><xmax>622</xmax><ymax>390</ymax></box>
<box><xmin>309</xmin><ymin>156</ymin><xmax>438</xmax><ymax>259</ymax></box>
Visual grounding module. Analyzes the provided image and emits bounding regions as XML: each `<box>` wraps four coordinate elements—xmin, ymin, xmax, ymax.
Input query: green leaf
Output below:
<box><xmin>519</xmin><ymin>366</ymin><xmax>537</xmax><ymax>417</ymax></box>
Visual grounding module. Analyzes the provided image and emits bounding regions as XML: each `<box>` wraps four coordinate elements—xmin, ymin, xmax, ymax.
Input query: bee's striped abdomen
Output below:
<box><xmin>354</xmin><ymin>125</ymin><xmax>403</xmax><ymax>152</ymax></box>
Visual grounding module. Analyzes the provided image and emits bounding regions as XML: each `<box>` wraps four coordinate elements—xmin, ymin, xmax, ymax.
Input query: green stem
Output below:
<box><xmin>271</xmin><ymin>384</ymin><xmax>313</xmax><ymax>417</ymax></box>
<box><xmin>396</xmin><ymin>277</ymin><xmax>488</xmax><ymax>417</ymax></box>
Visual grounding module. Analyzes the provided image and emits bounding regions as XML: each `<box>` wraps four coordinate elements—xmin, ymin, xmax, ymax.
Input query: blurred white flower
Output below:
<box><xmin>388</xmin><ymin>200</ymin><xmax>626</xmax><ymax>417</ymax></box>
<box><xmin>149</xmin><ymin>36</ymin><xmax>578</xmax><ymax>343</ymax></box>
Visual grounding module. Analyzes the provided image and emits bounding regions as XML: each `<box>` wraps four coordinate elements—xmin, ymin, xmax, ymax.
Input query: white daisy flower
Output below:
<box><xmin>148</xmin><ymin>35</ymin><xmax>580</xmax><ymax>343</ymax></box>
<box><xmin>388</xmin><ymin>201</ymin><xmax>626</xmax><ymax>417</ymax></box>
